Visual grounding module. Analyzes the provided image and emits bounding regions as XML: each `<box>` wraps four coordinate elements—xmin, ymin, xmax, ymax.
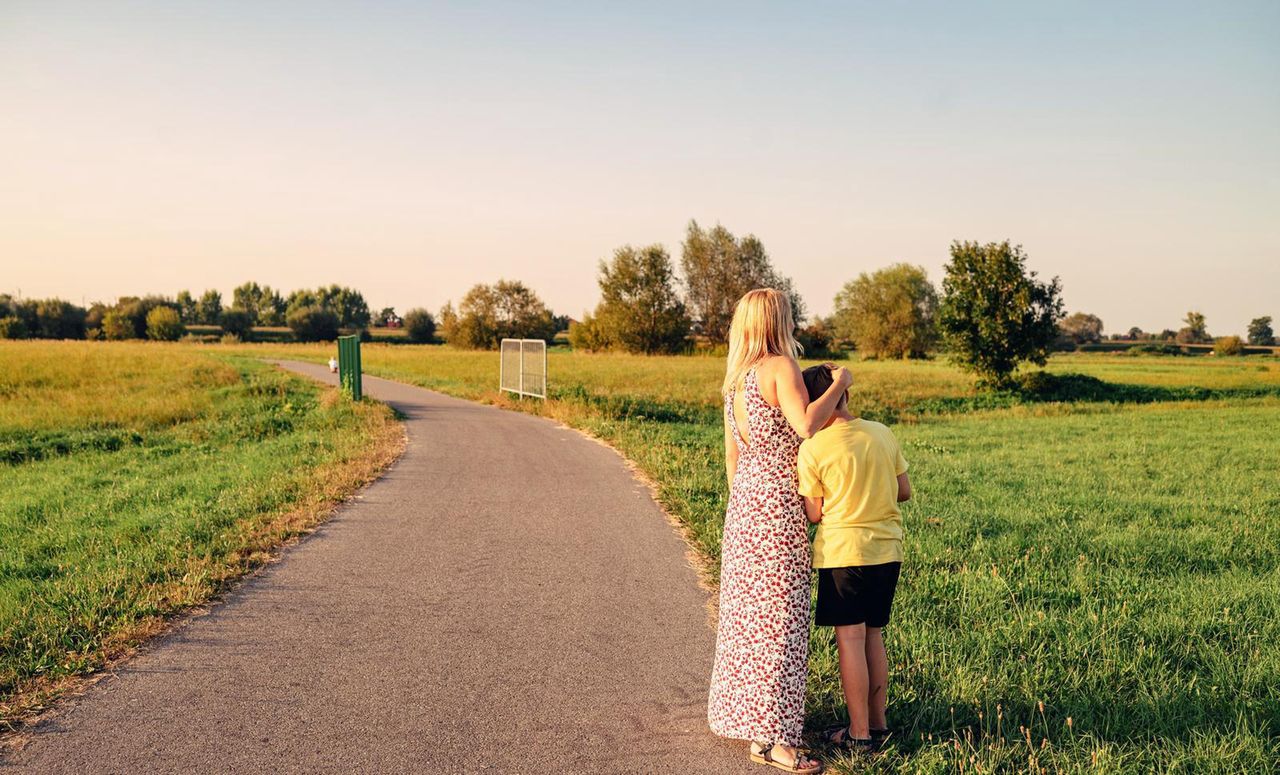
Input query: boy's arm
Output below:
<box><xmin>896</xmin><ymin>473</ymin><xmax>912</xmax><ymax>502</ymax></box>
<box><xmin>803</xmin><ymin>495</ymin><xmax>824</xmax><ymax>524</ymax></box>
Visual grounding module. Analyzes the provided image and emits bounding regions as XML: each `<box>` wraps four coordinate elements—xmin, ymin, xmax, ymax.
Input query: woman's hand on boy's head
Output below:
<box><xmin>831</xmin><ymin>365</ymin><xmax>852</xmax><ymax>390</ymax></box>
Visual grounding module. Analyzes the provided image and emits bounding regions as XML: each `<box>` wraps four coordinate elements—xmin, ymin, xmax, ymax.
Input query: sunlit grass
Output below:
<box><xmin>4</xmin><ymin>340</ymin><xmax>1277</xmax><ymax>769</ymax></box>
<box><xmin>219</xmin><ymin>341</ymin><xmax>1276</xmax><ymax>772</ymax></box>
<box><xmin>0</xmin><ymin>341</ymin><xmax>403</xmax><ymax>726</ymax></box>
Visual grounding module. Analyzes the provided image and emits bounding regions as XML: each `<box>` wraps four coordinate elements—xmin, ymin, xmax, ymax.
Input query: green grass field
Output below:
<box><xmin>2</xmin><ymin>340</ymin><xmax>1277</xmax><ymax>771</ymax></box>
<box><xmin>0</xmin><ymin>341</ymin><xmax>403</xmax><ymax>725</ymax></box>
<box><xmin>209</xmin><ymin>342</ymin><xmax>1279</xmax><ymax>773</ymax></box>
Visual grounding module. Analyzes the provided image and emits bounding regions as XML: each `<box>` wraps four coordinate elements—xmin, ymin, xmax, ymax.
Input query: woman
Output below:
<box><xmin>707</xmin><ymin>289</ymin><xmax>851</xmax><ymax>773</ymax></box>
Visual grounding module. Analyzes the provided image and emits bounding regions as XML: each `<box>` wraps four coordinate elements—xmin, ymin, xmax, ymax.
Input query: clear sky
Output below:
<box><xmin>3</xmin><ymin>1</ymin><xmax>1277</xmax><ymax>335</ymax></box>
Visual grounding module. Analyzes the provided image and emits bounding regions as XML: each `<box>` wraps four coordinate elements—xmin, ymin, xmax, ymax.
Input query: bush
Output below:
<box><xmin>1214</xmin><ymin>336</ymin><xmax>1244</xmax><ymax>357</ymax></box>
<box><xmin>219</xmin><ymin>308</ymin><xmax>253</xmax><ymax>340</ymax></box>
<box><xmin>34</xmin><ymin>299</ymin><xmax>87</xmax><ymax>339</ymax></box>
<box><xmin>795</xmin><ymin>320</ymin><xmax>838</xmax><ymax>358</ymax></box>
<box><xmin>1127</xmin><ymin>343</ymin><xmax>1184</xmax><ymax>356</ymax></box>
<box><xmin>287</xmin><ymin>305</ymin><xmax>340</xmax><ymax>342</ymax></box>
<box><xmin>219</xmin><ymin>333</ymin><xmax>242</xmax><ymax>345</ymax></box>
<box><xmin>145</xmin><ymin>306</ymin><xmax>185</xmax><ymax>341</ymax></box>
<box><xmin>101</xmin><ymin>308</ymin><xmax>136</xmax><ymax>340</ymax></box>
<box><xmin>0</xmin><ymin>316</ymin><xmax>29</xmax><ymax>339</ymax></box>
<box><xmin>567</xmin><ymin>313</ymin><xmax>611</xmax><ymax>352</ymax></box>
<box><xmin>403</xmin><ymin>308</ymin><xmax>436</xmax><ymax>343</ymax></box>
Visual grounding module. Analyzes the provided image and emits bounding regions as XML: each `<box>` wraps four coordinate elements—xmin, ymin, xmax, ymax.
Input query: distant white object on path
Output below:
<box><xmin>328</xmin><ymin>357</ymin><xmax>338</xmax><ymax>373</ymax></box>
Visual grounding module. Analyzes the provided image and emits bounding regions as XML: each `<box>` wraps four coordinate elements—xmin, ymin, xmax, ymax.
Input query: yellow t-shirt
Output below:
<box><xmin>797</xmin><ymin>418</ymin><xmax>908</xmax><ymax>568</ymax></box>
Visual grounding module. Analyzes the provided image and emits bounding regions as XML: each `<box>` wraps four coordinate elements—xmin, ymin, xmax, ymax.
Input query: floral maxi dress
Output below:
<box><xmin>707</xmin><ymin>367</ymin><xmax>811</xmax><ymax>747</ymax></box>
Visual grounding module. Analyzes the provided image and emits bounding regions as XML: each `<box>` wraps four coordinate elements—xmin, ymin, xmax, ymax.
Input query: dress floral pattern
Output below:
<box><xmin>708</xmin><ymin>367</ymin><xmax>811</xmax><ymax>747</ymax></box>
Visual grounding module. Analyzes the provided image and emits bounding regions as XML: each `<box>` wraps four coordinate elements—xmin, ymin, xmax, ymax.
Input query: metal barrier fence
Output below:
<box><xmin>499</xmin><ymin>338</ymin><xmax>547</xmax><ymax>399</ymax></box>
<box><xmin>337</xmin><ymin>335</ymin><xmax>363</xmax><ymax>400</ymax></box>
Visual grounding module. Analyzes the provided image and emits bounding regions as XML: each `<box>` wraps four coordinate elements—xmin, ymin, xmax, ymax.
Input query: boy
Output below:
<box><xmin>796</xmin><ymin>365</ymin><xmax>911</xmax><ymax>753</ymax></box>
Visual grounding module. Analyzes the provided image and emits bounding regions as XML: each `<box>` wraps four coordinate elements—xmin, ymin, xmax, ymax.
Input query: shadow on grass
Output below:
<box><xmin>909</xmin><ymin>373</ymin><xmax>1280</xmax><ymax>418</ymax></box>
<box><xmin>860</xmin><ymin>673</ymin><xmax>1280</xmax><ymax>765</ymax></box>
<box><xmin>551</xmin><ymin>384</ymin><xmax>717</xmax><ymax>425</ymax></box>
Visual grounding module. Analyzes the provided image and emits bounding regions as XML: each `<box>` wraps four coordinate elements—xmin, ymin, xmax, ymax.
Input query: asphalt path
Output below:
<box><xmin>3</xmin><ymin>361</ymin><xmax>753</xmax><ymax>774</ymax></box>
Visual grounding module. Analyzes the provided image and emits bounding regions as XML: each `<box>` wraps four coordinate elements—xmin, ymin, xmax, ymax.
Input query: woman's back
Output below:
<box><xmin>728</xmin><ymin>358</ymin><xmax>802</xmax><ymax>470</ymax></box>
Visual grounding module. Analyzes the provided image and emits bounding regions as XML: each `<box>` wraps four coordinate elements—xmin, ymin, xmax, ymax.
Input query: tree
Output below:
<box><xmin>196</xmin><ymin>290</ymin><xmax>223</xmax><ymax>325</ymax></box>
<box><xmin>102</xmin><ymin>308</ymin><xmax>135</xmax><ymax>340</ymax></box>
<box><xmin>1059</xmin><ymin>312</ymin><xmax>1104</xmax><ymax>345</ymax></box>
<box><xmin>831</xmin><ymin>264</ymin><xmax>937</xmax><ymax>359</ymax></box>
<box><xmin>586</xmin><ymin>244</ymin><xmax>690</xmax><ymax>354</ymax></box>
<box><xmin>1127</xmin><ymin>326</ymin><xmax>1145</xmax><ymax>340</ymax></box>
<box><xmin>447</xmin><ymin>280</ymin><xmax>556</xmax><ymax>350</ymax></box>
<box><xmin>176</xmin><ymin>290</ymin><xmax>198</xmax><ymax>323</ymax></box>
<box><xmin>795</xmin><ymin>317</ymin><xmax>836</xmax><ymax>357</ymax></box>
<box><xmin>0</xmin><ymin>316</ymin><xmax>28</xmax><ymax>339</ymax></box>
<box><xmin>146</xmin><ymin>306</ymin><xmax>185</xmax><ymax>341</ymax></box>
<box><xmin>285</xmin><ymin>285</ymin><xmax>370</xmax><ymax>329</ymax></box>
<box><xmin>109</xmin><ymin>296</ymin><xmax>177</xmax><ymax>339</ymax></box>
<box><xmin>1214</xmin><ymin>336</ymin><xmax>1244</xmax><ymax>356</ymax></box>
<box><xmin>403</xmin><ymin>308</ymin><xmax>436</xmax><ymax>343</ymax></box>
<box><xmin>233</xmin><ymin>282</ymin><xmax>287</xmax><ymax>326</ymax></box>
<box><xmin>219</xmin><ymin>308</ymin><xmax>253</xmax><ymax>339</ymax></box>
<box><xmin>286</xmin><ymin>305</ymin><xmax>340</xmax><ymax>342</ymax></box>
<box><xmin>937</xmin><ymin>240</ymin><xmax>1064</xmax><ymax>388</ymax></box>
<box><xmin>680</xmin><ymin>221</ymin><xmax>804</xmax><ymax>342</ymax></box>
<box><xmin>373</xmin><ymin>307</ymin><xmax>398</xmax><ymax>327</ymax></box>
<box><xmin>567</xmin><ymin>312</ymin><xmax>611</xmax><ymax>352</ymax></box>
<box><xmin>1247</xmin><ymin>316</ymin><xmax>1274</xmax><ymax>346</ymax></box>
<box><xmin>437</xmin><ymin>302</ymin><xmax>458</xmax><ymax>342</ymax></box>
<box><xmin>33</xmin><ymin>299</ymin><xmax>87</xmax><ymax>339</ymax></box>
<box><xmin>1177</xmin><ymin>310</ymin><xmax>1209</xmax><ymax>344</ymax></box>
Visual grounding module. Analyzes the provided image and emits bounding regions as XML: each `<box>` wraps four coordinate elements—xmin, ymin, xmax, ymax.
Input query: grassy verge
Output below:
<box><xmin>0</xmin><ymin>341</ymin><xmax>404</xmax><ymax>728</ymax></box>
<box><xmin>220</xmin><ymin>342</ymin><xmax>1279</xmax><ymax>772</ymax></box>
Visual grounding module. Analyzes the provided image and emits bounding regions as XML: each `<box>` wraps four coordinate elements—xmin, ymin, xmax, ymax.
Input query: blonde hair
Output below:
<box><xmin>721</xmin><ymin>288</ymin><xmax>802</xmax><ymax>395</ymax></box>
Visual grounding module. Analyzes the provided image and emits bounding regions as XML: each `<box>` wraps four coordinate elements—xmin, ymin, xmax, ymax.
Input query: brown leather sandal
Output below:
<box><xmin>750</xmin><ymin>742</ymin><xmax>823</xmax><ymax>773</ymax></box>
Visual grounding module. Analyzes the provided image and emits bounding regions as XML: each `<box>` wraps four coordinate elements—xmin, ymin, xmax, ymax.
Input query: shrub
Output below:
<box><xmin>220</xmin><ymin>333</ymin><xmax>242</xmax><ymax>345</ymax></box>
<box><xmin>145</xmin><ymin>306</ymin><xmax>185</xmax><ymax>341</ymax></box>
<box><xmin>795</xmin><ymin>320</ymin><xmax>838</xmax><ymax>358</ymax></box>
<box><xmin>1247</xmin><ymin>316</ymin><xmax>1274</xmax><ymax>346</ymax></box>
<box><xmin>101</xmin><ymin>308</ymin><xmax>136</xmax><ymax>340</ymax></box>
<box><xmin>0</xmin><ymin>316</ymin><xmax>29</xmax><ymax>339</ymax></box>
<box><xmin>219</xmin><ymin>308</ymin><xmax>253</xmax><ymax>340</ymax></box>
<box><xmin>1214</xmin><ymin>336</ymin><xmax>1244</xmax><ymax>357</ymax></box>
<box><xmin>287</xmin><ymin>305</ymin><xmax>340</xmax><ymax>342</ymax></box>
<box><xmin>567</xmin><ymin>312</ymin><xmax>611</xmax><ymax>352</ymax></box>
<box><xmin>1059</xmin><ymin>312</ymin><xmax>1104</xmax><ymax>346</ymax></box>
<box><xmin>1128</xmin><ymin>343</ymin><xmax>1184</xmax><ymax>356</ymax></box>
<box><xmin>34</xmin><ymin>299</ymin><xmax>87</xmax><ymax>339</ymax></box>
<box><xmin>403</xmin><ymin>308</ymin><xmax>436</xmax><ymax>343</ymax></box>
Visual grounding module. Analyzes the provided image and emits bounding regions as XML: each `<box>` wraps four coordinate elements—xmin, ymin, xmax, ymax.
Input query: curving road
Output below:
<box><xmin>3</xmin><ymin>361</ymin><xmax>752</xmax><ymax>774</ymax></box>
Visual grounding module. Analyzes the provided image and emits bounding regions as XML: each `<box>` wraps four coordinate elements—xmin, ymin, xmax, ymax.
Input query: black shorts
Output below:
<box><xmin>814</xmin><ymin>562</ymin><xmax>901</xmax><ymax>628</ymax></box>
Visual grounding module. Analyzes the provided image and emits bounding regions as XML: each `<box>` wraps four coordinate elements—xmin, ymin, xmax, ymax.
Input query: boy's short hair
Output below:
<box><xmin>802</xmin><ymin>365</ymin><xmax>846</xmax><ymax>406</ymax></box>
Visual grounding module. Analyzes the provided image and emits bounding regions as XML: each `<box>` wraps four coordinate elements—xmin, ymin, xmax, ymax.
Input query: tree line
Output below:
<box><xmin>0</xmin><ymin>283</ymin><xmax>384</xmax><ymax>343</ymax></box>
<box><xmin>4</xmin><ymin>221</ymin><xmax>1273</xmax><ymax>386</ymax></box>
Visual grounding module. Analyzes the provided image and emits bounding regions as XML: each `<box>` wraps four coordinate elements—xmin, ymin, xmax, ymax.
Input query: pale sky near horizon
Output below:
<box><xmin>3</xmin><ymin>1</ymin><xmax>1277</xmax><ymax>335</ymax></box>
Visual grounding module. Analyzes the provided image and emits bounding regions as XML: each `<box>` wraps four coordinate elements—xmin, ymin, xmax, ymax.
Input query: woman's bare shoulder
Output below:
<box><xmin>758</xmin><ymin>354</ymin><xmax>800</xmax><ymax>377</ymax></box>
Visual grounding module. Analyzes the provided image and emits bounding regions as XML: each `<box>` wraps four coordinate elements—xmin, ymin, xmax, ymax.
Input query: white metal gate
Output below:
<box><xmin>499</xmin><ymin>338</ymin><xmax>547</xmax><ymax>399</ymax></box>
